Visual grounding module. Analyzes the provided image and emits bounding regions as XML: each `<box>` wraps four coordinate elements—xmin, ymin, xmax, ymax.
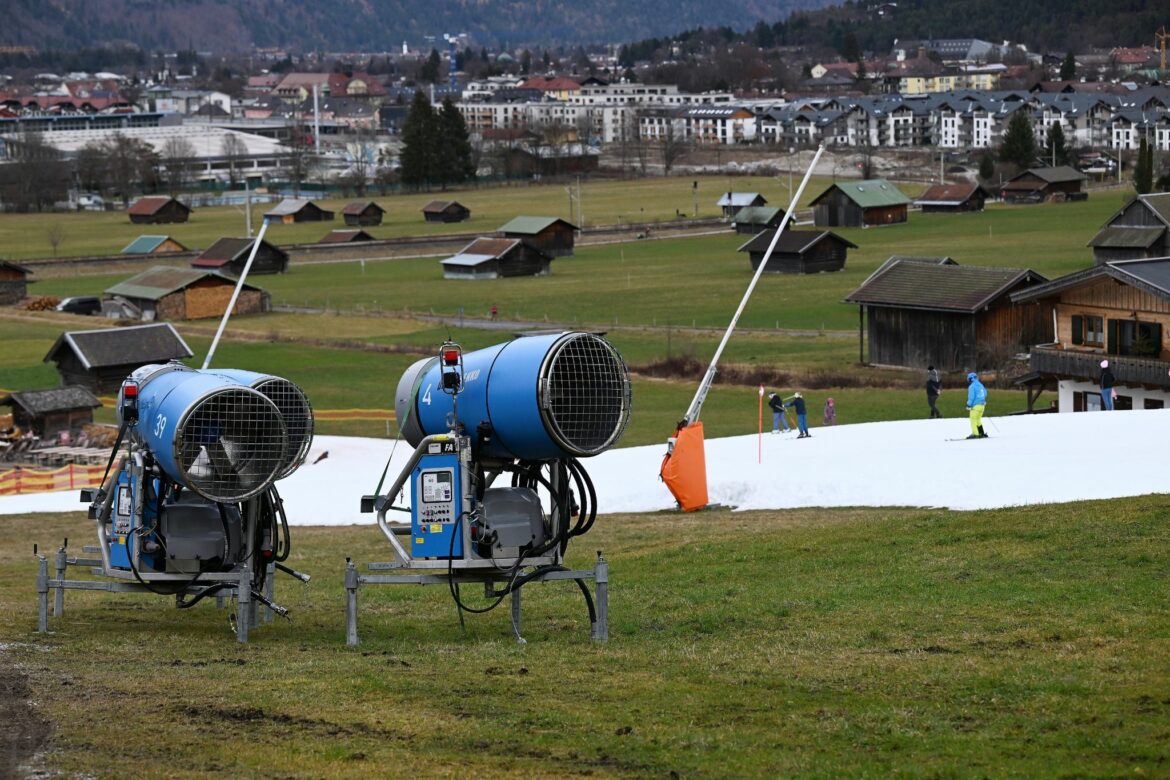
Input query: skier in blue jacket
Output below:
<box><xmin>786</xmin><ymin>392</ymin><xmax>811</xmax><ymax>438</ymax></box>
<box><xmin>966</xmin><ymin>372</ymin><xmax>988</xmax><ymax>439</ymax></box>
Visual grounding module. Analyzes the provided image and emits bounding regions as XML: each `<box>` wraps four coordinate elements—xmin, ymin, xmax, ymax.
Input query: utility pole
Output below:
<box><xmin>245</xmin><ymin>178</ymin><xmax>253</xmax><ymax>237</ymax></box>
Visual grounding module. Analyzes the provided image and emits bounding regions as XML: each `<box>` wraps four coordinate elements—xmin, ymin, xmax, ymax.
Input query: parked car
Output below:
<box><xmin>55</xmin><ymin>296</ymin><xmax>102</xmax><ymax>316</ymax></box>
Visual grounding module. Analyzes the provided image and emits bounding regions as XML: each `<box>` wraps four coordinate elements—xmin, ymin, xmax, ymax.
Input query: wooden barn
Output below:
<box><xmin>732</xmin><ymin>206</ymin><xmax>786</xmax><ymax>235</ymax></box>
<box><xmin>192</xmin><ymin>238</ymin><xmax>289</xmax><ymax>275</ymax></box>
<box><xmin>422</xmin><ymin>200</ymin><xmax>471</xmax><ymax>223</ymax></box>
<box><xmin>737</xmin><ymin>229</ymin><xmax>857</xmax><ymax>274</ymax></box>
<box><xmin>1001</xmin><ymin>166</ymin><xmax>1088</xmax><ymax>204</ymax></box>
<box><xmin>811</xmin><ymin>179</ymin><xmax>910</xmax><ymax>228</ymax></box>
<box><xmin>121</xmin><ymin>235</ymin><xmax>189</xmax><ymax>255</ymax></box>
<box><xmin>440</xmin><ymin>238</ymin><xmax>553</xmax><ymax>280</ymax></box>
<box><xmin>843</xmin><ymin>259</ymin><xmax>1050</xmax><ymax>371</ymax></box>
<box><xmin>503</xmin><ymin>145</ymin><xmax>600</xmax><ymax>178</ymax></box>
<box><xmin>264</xmin><ymin>198</ymin><xmax>335</xmax><ymax>223</ymax></box>
<box><xmin>104</xmin><ymin>266</ymin><xmax>270</xmax><ymax>321</ymax></box>
<box><xmin>43</xmin><ymin>323</ymin><xmax>194</xmax><ymax>393</ymax></box>
<box><xmin>127</xmin><ymin>197</ymin><xmax>191</xmax><ymax>225</ymax></box>
<box><xmin>319</xmin><ymin>229</ymin><xmax>376</xmax><ymax>244</ymax></box>
<box><xmin>1086</xmin><ymin>192</ymin><xmax>1170</xmax><ymax>265</ymax></box>
<box><xmin>1010</xmin><ymin>257</ymin><xmax>1170</xmax><ymax>411</ymax></box>
<box><xmin>914</xmin><ymin>183</ymin><xmax>991</xmax><ymax>213</ymax></box>
<box><xmin>342</xmin><ymin>201</ymin><xmax>385</xmax><ymax>226</ymax></box>
<box><xmin>498</xmin><ymin>216</ymin><xmax>577</xmax><ymax>257</ymax></box>
<box><xmin>716</xmin><ymin>192</ymin><xmax>767</xmax><ymax>219</ymax></box>
<box><xmin>0</xmin><ymin>261</ymin><xmax>32</xmax><ymax>305</ymax></box>
<box><xmin>0</xmin><ymin>386</ymin><xmax>101</xmax><ymax>440</ymax></box>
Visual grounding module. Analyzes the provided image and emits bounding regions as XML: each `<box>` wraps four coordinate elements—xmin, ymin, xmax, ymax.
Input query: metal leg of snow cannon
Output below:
<box><xmin>510</xmin><ymin>587</ymin><xmax>525</xmax><ymax>645</ymax></box>
<box><xmin>236</xmin><ymin>562</ymin><xmax>251</xmax><ymax>644</ymax></box>
<box><xmin>35</xmin><ymin>553</ymin><xmax>49</xmax><ymax>634</ymax></box>
<box><xmin>592</xmin><ymin>551</ymin><xmax>609</xmax><ymax>643</ymax></box>
<box><xmin>54</xmin><ymin>543</ymin><xmax>68</xmax><ymax>617</ymax></box>
<box><xmin>345</xmin><ymin>559</ymin><xmax>360</xmax><ymax>647</ymax></box>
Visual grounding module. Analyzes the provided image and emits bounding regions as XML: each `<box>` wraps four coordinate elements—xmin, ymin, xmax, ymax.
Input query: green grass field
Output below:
<box><xmin>23</xmin><ymin>195</ymin><xmax>1125</xmax><ymax>334</ymax></box>
<box><xmin>1</xmin><ymin>173</ymin><xmax>849</xmax><ymax>261</ymax></box>
<box><xmin>3</xmin><ymin>496</ymin><xmax>1168</xmax><ymax>777</ymax></box>
<box><xmin>0</xmin><ymin>316</ymin><xmax>1023</xmax><ymax>443</ymax></box>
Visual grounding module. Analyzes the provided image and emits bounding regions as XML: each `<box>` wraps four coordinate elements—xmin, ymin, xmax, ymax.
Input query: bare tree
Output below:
<box><xmin>660</xmin><ymin>120</ymin><xmax>688</xmax><ymax>175</ymax></box>
<box><xmin>161</xmin><ymin>137</ymin><xmax>198</xmax><ymax>195</ymax></box>
<box><xmin>284</xmin><ymin>114</ymin><xmax>312</xmax><ymax>196</ymax></box>
<box><xmin>343</xmin><ymin>126</ymin><xmax>377</xmax><ymax>196</ymax></box>
<box><xmin>0</xmin><ymin>133</ymin><xmax>68</xmax><ymax>212</ymax></box>
<box><xmin>221</xmin><ymin>133</ymin><xmax>248</xmax><ymax>188</ymax></box>
<box><xmin>47</xmin><ymin>223</ymin><xmax>65</xmax><ymax>256</ymax></box>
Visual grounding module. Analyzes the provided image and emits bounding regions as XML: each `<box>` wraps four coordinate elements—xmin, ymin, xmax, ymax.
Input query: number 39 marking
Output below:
<box><xmin>154</xmin><ymin>414</ymin><xmax>167</xmax><ymax>438</ymax></box>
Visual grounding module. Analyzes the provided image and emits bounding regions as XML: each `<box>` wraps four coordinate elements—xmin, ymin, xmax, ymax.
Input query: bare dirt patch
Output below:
<box><xmin>0</xmin><ymin>654</ymin><xmax>51</xmax><ymax>780</ymax></box>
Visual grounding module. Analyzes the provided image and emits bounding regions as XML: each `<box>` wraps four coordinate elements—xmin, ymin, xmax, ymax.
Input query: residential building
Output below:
<box><xmin>1011</xmin><ymin>258</ymin><xmax>1170</xmax><ymax>411</ymax></box>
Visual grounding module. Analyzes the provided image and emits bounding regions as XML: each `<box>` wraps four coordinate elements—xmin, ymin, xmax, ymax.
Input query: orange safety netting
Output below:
<box><xmin>659</xmin><ymin>422</ymin><xmax>708</xmax><ymax>512</ymax></box>
<box><xmin>0</xmin><ymin>464</ymin><xmax>106</xmax><ymax>496</ymax></box>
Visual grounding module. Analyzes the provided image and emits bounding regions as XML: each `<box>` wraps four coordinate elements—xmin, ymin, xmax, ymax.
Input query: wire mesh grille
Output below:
<box><xmin>175</xmin><ymin>388</ymin><xmax>288</xmax><ymax>502</ymax></box>
<box><xmin>254</xmin><ymin>378</ymin><xmax>314</xmax><ymax>479</ymax></box>
<box><xmin>542</xmin><ymin>334</ymin><xmax>631</xmax><ymax>456</ymax></box>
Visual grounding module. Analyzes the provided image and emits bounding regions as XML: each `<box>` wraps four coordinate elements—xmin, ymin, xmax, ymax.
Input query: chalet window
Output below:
<box><xmin>1108</xmin><ymin>319</ymin><xmax>1163</xmax><ymax>358</ymax></box>
<box><xmin>1145</xmin><ymin>399</ymin><xmax>1165</xmax><ymax>409</ymax></box>
<box><xmin>1081</xmin><ymin>316</ymin><xmax>1103</xmax><ymax>346</ymax></box>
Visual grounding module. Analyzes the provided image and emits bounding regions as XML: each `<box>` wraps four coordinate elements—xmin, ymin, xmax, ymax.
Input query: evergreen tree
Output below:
<box><xmin>521</xmin><ymin>49</ymin><xmax>532</xmax><ymax>75</ymax></box>
<box><xmin>1045</xmin><ymin>121</ymin><xmax>1069</xmax><ymax>167</ymax></box>
<box><xmin>999</xmin><ymin>110</ymin><xmax>1037</xmax><ymax>169</ymax></box>
<box><xmin>420</xmin><ymin>48</ymin><xmax>441</xmax><ymax>84</ymax></box>
<box><xmin>1059</xmin><ymin>51</ymin><xmax>1076</xmax><ymax>80</ymax></box>
<box><xmin>978</xmin><ymin>151</ymin><xmax>996</xmax><ymax>181</ymax></box>
<box><xmin>436</xmin><ymin>97</ymin><xmax>475</xmax><ymax>188</ymax></box>
<box><xmin>400</xmin><ymin>90</ymin><xmax>438</xmax><ymax>190</ymax></box>
<box><xmin>1134</xmin><ymin>137</ymin><xmax>1152</xmax><ymax>194</ymax></box>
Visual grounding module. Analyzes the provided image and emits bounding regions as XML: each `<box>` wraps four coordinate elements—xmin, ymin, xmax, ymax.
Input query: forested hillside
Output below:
<box><xmin>0</xmin><ymin>0</ymin><xmax>836</xmax><ymax>52</ymax></box>
<box><xmin>623</xmin><ymin>0</ymin><xmax>1164</xmax><ymax>65</ymax></box>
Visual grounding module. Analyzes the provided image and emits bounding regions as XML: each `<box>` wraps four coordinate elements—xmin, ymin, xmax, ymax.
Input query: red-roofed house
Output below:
<box><xmin>327</xmin><ymin>72</ymin><xmax>387</xmax><ymax>98</ymax></box>
<box><xmin>517</xmin><ymin>76</ymin><xmax>582</xmax><ymax>101</ymax></box>
<box><xmin>127</xmin><ymin>197</ymin><xmax>192</xmax><ymax>224</ymax></box>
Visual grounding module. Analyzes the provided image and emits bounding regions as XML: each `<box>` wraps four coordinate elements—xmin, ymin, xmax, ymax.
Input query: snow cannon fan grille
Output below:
<box><xmin>175</xmin><ymin>388</ymin><xmax>288</xmax><ymax>502</ymax></box>
<box><xmin>252</xmin><ymin>377</ymin><xmax>314</xmax><ymax>479</ymax></box>
<box><xmin>540</xmin><ymin>333</ymin><xmax>632</xmax><ymax>457</ymax></box>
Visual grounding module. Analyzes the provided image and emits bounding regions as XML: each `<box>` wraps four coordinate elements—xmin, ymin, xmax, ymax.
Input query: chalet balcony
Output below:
<box><xmin>1029</xmin><ymin>346</ymin><xmax>1170</xmax><ymax>389</ymax></box>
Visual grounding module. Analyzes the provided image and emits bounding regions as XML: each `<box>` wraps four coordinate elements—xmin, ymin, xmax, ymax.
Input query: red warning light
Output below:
<box><xmin>442</xmin><ymin>348</ymin><xmax>460</xmax><ymax>365</ymax></box>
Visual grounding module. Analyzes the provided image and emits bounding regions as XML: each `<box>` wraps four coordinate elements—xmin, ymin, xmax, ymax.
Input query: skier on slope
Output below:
<box><xmin>768</xmin><ymin>392</ymin><xmax>791</xmax><ymax>433</ymax></box>
<box><xmin>787</xmin><ymin>392</ymin><xmax>811</xmax><ymax>438</ymax></box>
<box><xmin>966</xmin><ymin>371</ymin><xmax>988</xmax><ymax>439</ymax></box>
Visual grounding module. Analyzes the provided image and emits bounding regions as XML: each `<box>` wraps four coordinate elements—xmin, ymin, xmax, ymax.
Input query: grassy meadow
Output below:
<box><xmin>0</xmin><ymin>173</ymin><xmax>848</xmax><ymax>261</ymax></box>
<box><xmin>3</xmin><ymin>496</ymin><xmax>1169</xmax><ymax>777</ymax></box>
<box><xmin>22</xmin><ymin>195</ymin><xmax>1126</xmax><ymax>336</ymax></box>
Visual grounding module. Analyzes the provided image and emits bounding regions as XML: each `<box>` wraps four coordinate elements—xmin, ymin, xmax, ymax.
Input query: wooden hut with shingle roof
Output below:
<box><xmin>843</xmin><ymin>260</ymin><xmax>1049</xmax><ymax>371</ymax></box>
<box><xmin>43</xmin><ymin>323</ymin><xmax>194</xmax><ymax>393</ymax></box>
<box><xmin>104</xmin><ymin>266</ymin><xmax>269</xmax><ymax>321</ymax></box>
<box><xmin>127</xmin><ymin>197</ymin><xmax>191</xmax><ymax>224</ymax></box>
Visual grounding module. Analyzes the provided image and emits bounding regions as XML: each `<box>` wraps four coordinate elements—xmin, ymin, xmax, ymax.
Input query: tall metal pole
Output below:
<box><xmin>202</xmin><ymin>218</ymin><xmax>271</xmax><ymax>370</ymax></box>
<box><xmin>682</xmin><ymin>144</ymin><xmax>824</xmax><ymax>425</ymax></box>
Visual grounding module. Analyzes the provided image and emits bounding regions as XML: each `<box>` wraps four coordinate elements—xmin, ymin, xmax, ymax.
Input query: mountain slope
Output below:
<box><xmin>0</xmin><ymin>0</ymin><xmax>837</xmax><ymax>51</ymax></box>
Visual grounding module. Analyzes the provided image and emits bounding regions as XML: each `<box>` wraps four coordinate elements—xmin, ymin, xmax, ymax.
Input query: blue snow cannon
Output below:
<box><xmin>394</xmin><ymin>332</ymin><xmax>632</xmax><ymax>461</ymax></box>
<box><xmin>120</xmin><ymin>364</ymin><xmax>290</xmax><ymax>502</ymax></box>
<box><xmin>203</xmin><ymin>368</ymin><xmax>315</xmax><ymax>479</ymax></box>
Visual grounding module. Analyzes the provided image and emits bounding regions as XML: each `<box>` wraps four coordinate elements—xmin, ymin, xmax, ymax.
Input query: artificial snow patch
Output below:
<box><xmin>2</xmin><ymin>409</ymin><xmax>1166</xmax><ymax>523</ymax></box>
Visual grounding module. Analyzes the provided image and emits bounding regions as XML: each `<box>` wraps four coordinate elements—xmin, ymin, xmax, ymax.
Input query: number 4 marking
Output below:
<box><xmin>421</xmin><ymin>384</ymin><xmax>433</xmax><ymax>406</ymax></box>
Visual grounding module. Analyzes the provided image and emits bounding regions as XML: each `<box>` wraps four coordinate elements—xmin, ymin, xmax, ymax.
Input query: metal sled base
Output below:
<box><xmin>34</xmin><ymin>542</ymin><xmax>295</xmax><ymax>643</ymax></box>
<box><xmin>343</xmin><ymin>552</ymin><xmax>609</xmax><ymax>646</ymax></box>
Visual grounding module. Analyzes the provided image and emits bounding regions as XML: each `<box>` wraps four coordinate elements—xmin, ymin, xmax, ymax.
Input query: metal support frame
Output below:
<box><xmin>344</xmin><ymin>551</ymin><xmax>610</xmax><ymax>647</ymax></box>
<box><xmin>34</xmin><ymin>543</ymin><xmax>290</xmax><ymax>643</ymax></box>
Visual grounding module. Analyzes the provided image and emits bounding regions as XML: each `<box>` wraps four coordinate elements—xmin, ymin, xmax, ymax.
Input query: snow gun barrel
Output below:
<box><xmin>394</xmin><ymin>331</ymin><xmax>632</xmax><ymax>462</ymax></box>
